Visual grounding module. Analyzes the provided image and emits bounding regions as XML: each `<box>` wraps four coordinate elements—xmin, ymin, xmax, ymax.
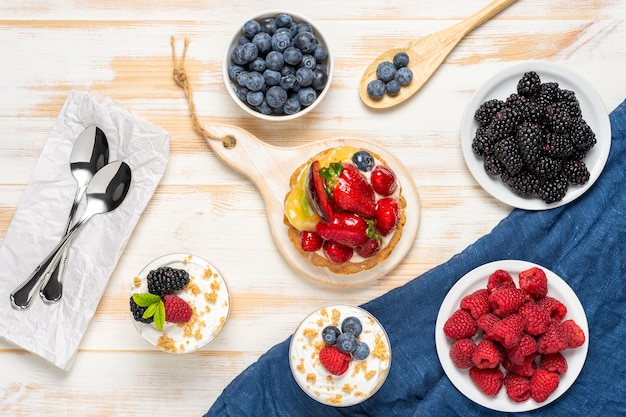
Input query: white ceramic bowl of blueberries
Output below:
<box><xmin>224</xmin><ymin>11</ymin><xmax>333</xmax><ymax>121</ymax></box>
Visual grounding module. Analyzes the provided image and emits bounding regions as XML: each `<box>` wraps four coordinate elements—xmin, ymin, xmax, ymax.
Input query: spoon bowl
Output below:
<box><xmin>40</xmin><ymin>126</ymin><xmax>109</xmax><ymax>303</ymax></box>
<box><xmin>359</xmin><ymin>0</ymin><xmax>517</xmax><ymax>109</ymax></box>
<box><xmin>10</xmin><ymin>161</ymin><xmax>132</xmax><ymax>310</ymax></box>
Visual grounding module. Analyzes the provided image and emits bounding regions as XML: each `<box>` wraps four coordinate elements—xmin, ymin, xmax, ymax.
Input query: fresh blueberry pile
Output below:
<box><xmin>322</xmin><ymin>316</ymin><xmax>370</xmax><ymax>360</ymax></box>
<box><xmin>227</xmin><ymin>13</ymin><xmax>330</xmax><ymax>117</ymax></box>
<box><xmin>367</xmin><ymin>52</ymin><xmax>414</xmax><ymax>99</ymax></box>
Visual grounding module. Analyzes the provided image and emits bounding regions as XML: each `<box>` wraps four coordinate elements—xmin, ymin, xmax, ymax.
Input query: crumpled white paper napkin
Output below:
<box><xmin>0</xmin><ymin>91</ymin><xmax>170</xmax><ymax>370</ymax></box>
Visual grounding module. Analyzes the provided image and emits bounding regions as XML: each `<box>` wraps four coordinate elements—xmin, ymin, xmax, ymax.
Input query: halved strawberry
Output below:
<box><xmin>321</xmin><ymin>162</ymin><xmax>376</xmax><ymax>218</ymax></box>
<box><xmin>323</xmin><ymin>241</ymin><xmax>353</xmax><ymax>264</ymax></box>
<box><xmin>316</xmin><ymin>212</ymin><xmax>370</xmax><ymax>248</ymax></box>
<box><xmin>307</xmin><ymin>160</ymin><xmax>334</xmax><ymax>221</ymax></box>
<box><xmin>375</xmin><ymin>197</ymin><xmax>400</xmax><ymax>236</ymax></box>
<box><xmin>355</xmin><ymin>236</ymin><xmax>380</xmax><ymax>258</ymax></box>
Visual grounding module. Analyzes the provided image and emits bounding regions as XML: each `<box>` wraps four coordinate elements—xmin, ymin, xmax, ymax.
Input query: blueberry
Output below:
<box><xmin>352</xmin><ymin>151</ymin><xmax>375</xmax><ymax>172</ymax></box>
<box><xmin>341</xmin><ymin>316</ymin><xmax>363</xmax><ymax>337</ymax></box>
<box><xmin>336</xmin><ymin>332</ymin><xmax>358</xmax><ymax>354</ymax></box>
<box><xmin>230</xmin><ymin>45</ymin><xmax>247</xmax><ymax>66</ymax></box>
<box><xmin>293</xmin><ymin>31</ymin><xmax>317</xmax><ymax>54</ymax></box>
<box><xmin>227</xmin><ymin>64</ymin><xmax>245</xmax><ymax>82</ymax></box>
<box><xmin>296</xmin><ymin>22</ymin><xmax>313</xmax><ymax>34</ymax></box>
<box><xmin>255</xmin><ymin>100</ymin><xmax>273</xmax><ymax>115</ymax></box>
<box><xmin>322</xmin><ymin>325</ymin><xmax>341</xmax><ymax>345</ymax></box>
<box><xmin>280</xmin><ymin>65</ymin><xmax>296</xmax><ymax>77</ymax></box>
<box><xmin>283</xmin><ymin>46</ymin><xmax>303</xmax><ymax>66</ymax></box>
<box><xmin>301</xmin><ymin>54</ymin><xmax>316</xmax><ymax>70</ymax></box>
<box><xmin>296</xmin><ymin>67</ymin><xmax>314</xmax><ymax>87</ymax></box>
<box><xmin>311</xmin><ymin>67</ymin><xmax>328</xmax><ymax>90</ymax></box>
<box><xmin>259</xmin><ymin>17</ymin><xmax>276</xmax><ymax>35</ymax></box>
<box><xmin>275</xmin><ymin>13</ymin><xmax>293</xmax><ymax>28</ymax></box>
<box><xmin>395</xmin><ymin>67</ymin><xmax>413</xmax><ymax>86</ymax></box>
<box><xmin>248</xmin><ymin>57</ymin><xmax>266</xmax><ymax>73</ymax></box>
<box><xmin>283</xmin><ymin>96</ymin><xmax>301</xmax><ymax>115</ymax></box>
<box><xmin>265</xmin><ymin>50</ymin><xmax>284</xmax><ymax>71</ymax></box>
<box><xmin>237</xmin><ymin>35</ymin><xmax>249</xmax><ymax>46</ymax></box>
<box><xmin>386</xmin><ymin>79</ymin><xmax>401</xmax><ymax>96</ymax></box>
<box><xmin>376</xmin><ymin>61</ymin><xmax>396</xmax><ymax>83</ymax></box>
<box><xmin>235</xmin><ymin>85</ymin><xmax>249</xmax><ymax>102</ymax></box>
<box><xmin>245</xmin><ymin>71</ymin><xmax>265</xmax><ymax>92</ymax></box>
<box><xmin>279</xmin><ymin>74</ymin><xmax>297</xmax><ymax>90</ymax></box>
<box><xmin>353</xmin><ymin>341</ymin><xmax>370</xmax><ymax>360</ymax></box>
<box><xmin>243</xmin><ymin>20</ymin><xmax>261</xmax><ymax>38</ymax></box>
<box><xmin>367</xmin><ymin>79</ymin><xmax>385</xmax><ymax>99</ymax></box>
<box><xmin>263</xmin><ymin>69</ymin><xmax>281</xmax><ymax>86</ymax></box>
<box><xmin>298</xmin><ymin>87</ymin><xmax>317</xmax><ymax>106</ymax></box>
<box><xmin>266</xmin><ymin>86</ymin><xmax>288</xmax><ymax>108</ymax></box>
<box><xmin>313</xmin><ymin>44</ymin><xmax>329</xmax><ymax>63</ymax></box>
<box><xmin>236</xmin><ymin>70</ymin><xmax>250</xmax><ymax>87</ymax></box>
<box><xmin>240</xmin><ymin>42</ymin><xmax>258</xmax><ymax>63</ymax></box>
<box><xmin>246</xmin><ymin>90</ymin><xmax>264</xmax><ymax>107</ymax></box>
<box><xmin>271</xmin><ymin>31</ymin><xmax>291</xmax><ymax>52</ymax></box>
<box><xmin>252</xmin><ymin>32</ymin><xmax>272</xmax><ymax>55</ymax></box>
<box><xmin>393</xmin><ymin>52</ymin><xmax>410</xmax><ymax>68</ymax></box>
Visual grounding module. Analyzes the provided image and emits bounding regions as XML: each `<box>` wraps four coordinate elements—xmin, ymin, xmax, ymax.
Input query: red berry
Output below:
<box><xmin>561</xmin><ymin>319</ymin><xmax>586</xmax><ymax>348</ymax></box>
<box><xmin>540</xmin><ymin>352</ymin><xmax>568</xmax><ymax>374</ymax></box>
<box><xmin>316</xmin><ymin>212</ymin><xmax>370</xmax><ymax>248</ymax></box>
<box><xmin>530</xmin><ymin>369</ymin><xmax>560</xmax><ymax>403</ymax></box>
<box><xmin>332</xmin><ymin>163</ymin><xmax>376</xmax><ymax>218</ymax></box>
<box><xmin>449</xmin><ymin>339</ymin><xmax>476</xmax><ymax>369</ymax></box>
<box><xmin>469</xmin><ymin>367</ymin><xmax>504</xmax><ymax>396</ymax></box>
<box><xmin>319</xmin><ymin>345</ymin><xmax>352</xmax><ymax>375</ymax></box>
<box><xmin>355</xmin><ymin>237</ymin><xmax>380</xmax><ymax>258</ymax></box>
<box><xmin>370</xmin><ymin>165</ymin><xmax>398</xmax><ymax>196</ymax></box>
<box><xmin>375</xmin><ymin>197</ymin><xmax>399</xmax><ymax>236</ymax></box>
<box><xmin>487</xmin><ymin>269</ymin><xmax>516</xmax><ymax>293</ymax></box>
<box><xmin>477</xmin><ymin>313</ymin><xmax>499</xmax><ymax>340</ymax></box>
<box><xmin>537</xmin><ymin>296</ymin><xmax>568</xmax><ymax>321</ymax></box>
<box><xmin>504</xmin><ymin>373</ymin><xmax>532</xmax><ymax>402</ymax></box>
<box><xmin>490</xmin><ymin>313</ymin><xmax>525</xmax><ymax>349</ymax></box>
<box><xmin>518</xmin><ymin>302</ymin><xmax>551</xmax><ymax>336</ymax></box>
<box><xmin>536</xmin><ymin>320</ymin><xmax>568</xmax><ymax>354</ymax></box>
<box><xmin>489</xmin><ymin>288</ymin><xmax>527</xmax><ymax>317</ymax></box>
<box><xmin>443</xmin><ymin>309</ymin><xmax>478</xmax><ymax>340</ymax></box>
<box><xmin>163</xmin><ymin>294</ymin><xmax>193</xmax><ymax>323</ymax></box>
<box><xmin>503</xmin><ymin>352</ymin><xmax>537</xmax><ymax>377</ymax></box>
<box><xmin>518</xmin><ymin>267</ymin><xmax>548</xmax><ymax>299</ymax></box>
<box><xmin>300</xmin><ymin>230</ymin><xmax>323</xmax><ymax>252</ymax></box>
<box><xmin>322</xmin><ymin>241</ymin><xmax>353</xmax><ymax>264</ymax></box>
<box><xmin>460</xmin><ymin>288</ymin><xmax>490</xmax><ymax>319</ymax></box>
<box><xmin>472</xmin><ymin>340</ymin><xmax>504</xmax><ymax>369</ymax></box>
<box><xmin>506</xmin><ymin>333</ymin><xmax>536</xmax><ymax>366</ymax></box>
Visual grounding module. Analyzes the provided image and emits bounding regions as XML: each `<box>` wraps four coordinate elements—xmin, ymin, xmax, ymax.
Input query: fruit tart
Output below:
<box><xmin>284</xmin><ymin>146</ymin><xmax>406</xmax><ymax>274</ymax></box>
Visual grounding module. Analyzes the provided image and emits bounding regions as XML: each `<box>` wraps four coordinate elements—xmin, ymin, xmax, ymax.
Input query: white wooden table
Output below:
<box><xmin>1</xmin><ymin>1</ymin><xmax>625</xmax><ymax>414</ymax></box>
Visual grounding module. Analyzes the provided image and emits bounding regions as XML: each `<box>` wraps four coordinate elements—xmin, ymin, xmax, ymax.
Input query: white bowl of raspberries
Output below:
<box><xmin>435</xmin><ymin>260</ymin><xmax>588</xmax><ymax>412</ymax></box>
<box><xmin>223</xmin><ymin>11</ymin><xmax>333</xmax><ymax>121</ymax></box>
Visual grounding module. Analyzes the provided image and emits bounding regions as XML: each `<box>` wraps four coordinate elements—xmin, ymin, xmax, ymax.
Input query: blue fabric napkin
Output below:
<box><xmin>205</xmin><ymin>99</ymin><xmax>626</xmax><ymax>416</ymax></box>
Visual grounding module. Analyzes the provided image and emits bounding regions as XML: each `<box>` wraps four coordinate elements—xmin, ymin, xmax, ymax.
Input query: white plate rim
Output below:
<box><xmin>434</xmin><ymin>259</ymin><xmax>589</xmax><ymax>412</ymax></box>
<box><xmin>460</xmin><ymin>61</ymin><xmax>611</xmax><ymax>210</ymax></box>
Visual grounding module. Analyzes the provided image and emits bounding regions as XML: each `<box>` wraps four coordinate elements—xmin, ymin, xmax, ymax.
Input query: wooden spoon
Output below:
<box><xmin>202</xmin><ymin>123</ymin><xmax>420</xmax><ymax>287</ymax></box>
<box><xmin>359</xmin><ymin>0</ymin><xmax>518</xmax><ymax>109</ymax></box>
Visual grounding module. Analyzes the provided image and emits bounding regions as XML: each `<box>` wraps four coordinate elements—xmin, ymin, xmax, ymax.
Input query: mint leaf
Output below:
<box><xmin>152</xmin><ymin>301</ymin><xmax>165</xmax><ymax>331</ymax></box>
<box><xmin>132</xmin><ymin>293</ymin><xmax>161</xmax><ymax>307</ymax></box>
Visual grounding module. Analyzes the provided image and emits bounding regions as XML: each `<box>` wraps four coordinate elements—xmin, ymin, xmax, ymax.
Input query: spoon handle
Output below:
<box><xmin>454</xmin><ymin>0</ymin><xmax>518</xmax><ymax>36</ymax></box>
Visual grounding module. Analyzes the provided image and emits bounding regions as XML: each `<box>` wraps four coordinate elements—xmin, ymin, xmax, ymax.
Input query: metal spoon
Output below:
<box><xmin>40</xmin><ymin>126</ymin><xmax>109</xmax><ymax>303</ymax></box>
<box><xmin>359</xmin><ymin>0</ymin><xmax>517</xmax><ymax>109</ymax></box>
<box><xmin>10</xmin><ymin>161</ymin><xmax>132</xmax><ymax>310</ymax></box>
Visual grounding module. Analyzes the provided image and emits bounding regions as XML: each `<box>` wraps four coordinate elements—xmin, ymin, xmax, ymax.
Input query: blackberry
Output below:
<box><xmin>502</xmin><ymin>170</ymin><xmax>541</xmax><ymax>197</ymax></box>
<box><xmin>147</xmin><ymin>266</ymin><xmax>190</xmax><ymax>296</ymax></box>
<box><xmin>538</xmin><ymin>174</ymin><xmax>569</xmax><ymax>204</ymax></box>
<box><xmin>564</xmin><ymin>160</ymin><xmax>590</xmax><ymax>185</ymax></box>
<box><xmin>543</xmin><ymin>132</ymin><xmax>574</xmax><ymax>159</ymax></box>
<box><xmin>472</xmin><ymin>125</ymin><xmax>497</xmax><ymax>156</ymax></box>
<box><xmin>570</xmin><ymin>118</ymin><xmax>596</xmax><ymax>152</ymax></box>
<box><xmin>488</xmin><ymin>107</ymin><xmax>519</xmax><ymax>142</ymax></box>
<box><xmin>532</xmin><ymin>155</ymin><xmax>563</xmax><ymax>179</ymax></box>
<box><xmin>130</xmin><ymin>296</ymin><xmax>154</xmax><ymax>324</ymax></box>
<box><xmin>483</xmin><ymin>153</ymin><xmax>504</xmax><ymax>175</ymax></box>
<box><xmin>516</xmin><ymin>97</ymin><xmax>544</xmax><ymax>124</ymax></box>
<box><xmin>474</xmin><ymin>99</ymin><xmax>504</xmax><ymax>126</ymax></box>
<box><xmin>517</xmin><ymin>71</ymin><xmax>541</xmax><ymax>97</ymax></box>
<box><xmin>555</xmin><ymin>89</ymin><xmax>582</xmax><ymax>119</ymax></box>
<box><xmin>535</xmin><ymin>82</ymin><xmax>559</xmax><ymax>110</ymax></box>
<box><xmin>545</xmin><ymin>102</ymin><xmax>572</xmax><ymax>134</ymax></box>
<box><xmin>516</xmin><ymin>122</ymin><xmax>544</xmax><ymax>165</ymax></box>
<box><xmin>494</xmin><ymin>137</ymin><xmax>523</xmax><ymax>175</ymax></box>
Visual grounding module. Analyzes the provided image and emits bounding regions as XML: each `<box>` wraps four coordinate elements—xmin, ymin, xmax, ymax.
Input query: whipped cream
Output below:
<box><xmin>289</xmin><ymin>305</ymin><xmax>391</xmax><ymax>406</ymax></box>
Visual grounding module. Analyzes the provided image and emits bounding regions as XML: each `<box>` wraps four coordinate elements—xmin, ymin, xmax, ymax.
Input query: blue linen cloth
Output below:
<box><xmin>205</xmin><ymin>99</ymin><xmax>626</xmax><ymax>416</ymax></box>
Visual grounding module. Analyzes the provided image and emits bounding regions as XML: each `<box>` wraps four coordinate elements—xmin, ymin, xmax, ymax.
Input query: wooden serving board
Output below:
<box><xmin>203</xmin><ymin>123</ymin><xmax>421</xmax><ymax>287</ymax></box>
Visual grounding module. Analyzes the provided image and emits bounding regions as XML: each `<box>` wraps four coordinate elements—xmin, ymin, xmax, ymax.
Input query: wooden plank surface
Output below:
<box><xmin>1</xmin><ymin>0</ymin><xmax>625</xmax><ymax>415</ymax></box>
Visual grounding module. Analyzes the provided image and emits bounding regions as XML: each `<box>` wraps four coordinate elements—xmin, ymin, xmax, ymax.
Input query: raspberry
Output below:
<box><xmin>530</xmin><ymin>369</ymin><xmax>560</xmax><ymax>403</ymax></box>
<box><xmin>536</xmin><ymin>321</ymin><xmax>568</xmax><ymax>354</ymax></box>
<box><xmin>147</xmin><ymin>266</ymin><xmax>190</xmax><ymax>296</ymax></box>
<box><xmin>504</xmin><ymin>373</ymin><xmax>532</xmax><ymax>403</ymax></box>
<box><xmin>518</xmin><ymin>302</ymin><xmax>551</xmax><ymax>336</ymax></box>
<box><xmin>537</xmin><ymin>296</ymin><xmax>568</xmax><ymax>321</ymax></box>
<box><xmin>491</xmin><ymin>314</ymin><xmax>525</xmax><ymax>348</ymax></box>
<box><xmin>460</xmin><ymin>288</ymin><xmax>490</xmax><ymax>319</ymax></box>
<box><xmin>476</xmin><ymin>313</ymin><xmax>499</xmax><ymax>340</ymax></box>
<box><xmin>472</xmin><ymin>340</ymin><xmax>504</xmax><ymax>369</ymax></box>
<box><xmin>489</xmin><ymin>288</ymin><xmax>527</xmax><ymax>318</ymax></box>
<box><xmin>443</xmin><ymin>309</ymin><xmax>478</xmax><ymax>340</ymax></box>
<box><xmin>518</xmin><ymin>267</ymin><xmax>548</xmax><ymax>299</ymax></box>
<box><xmin>506</xmin><ymin>333</ymin><xmax>537</xmax><ymax>366</ymax></box>
<box><xmin>319</xmin><ymin>345</ymin><xmax>352</xmax><ymax>376</ymax></box>
<box><xmin>487</xmin><ymin>269</ymin><xmax>516</xmax><ymax>293</ymax></box>
<box><xmin>163</xmin><ymin>294</ymin><xmax>193</xmax><ymax>323</ymax></box>
<box><xmin>540</xmin><ymin>352</ymin><xmax>568</xmax><ymax>374</ymax></box>
<box><xmin>469</xmin><ymin>367</ymin><xmax>504</xmax><ymax>396</ymax></box>
<box><xmin>561</xmin><ymin>319</ymin><xmax>586</xmax><ymax>348</ymax></box>
<box><xmin>504</xmin><ymin>353</ymin><xmax>538</xmax><ymax>377</ymax></box>
<box><xmin>449</xmin><ymin>339</ymin><xmax>476</xmax><ymax>369</ymax></box>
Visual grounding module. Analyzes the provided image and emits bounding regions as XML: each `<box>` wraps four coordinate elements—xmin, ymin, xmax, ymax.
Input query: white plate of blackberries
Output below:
<box><xmin>461</xmin><ymin>61</ymin><xmax>611</xmax><ymax>210</ymax></box>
